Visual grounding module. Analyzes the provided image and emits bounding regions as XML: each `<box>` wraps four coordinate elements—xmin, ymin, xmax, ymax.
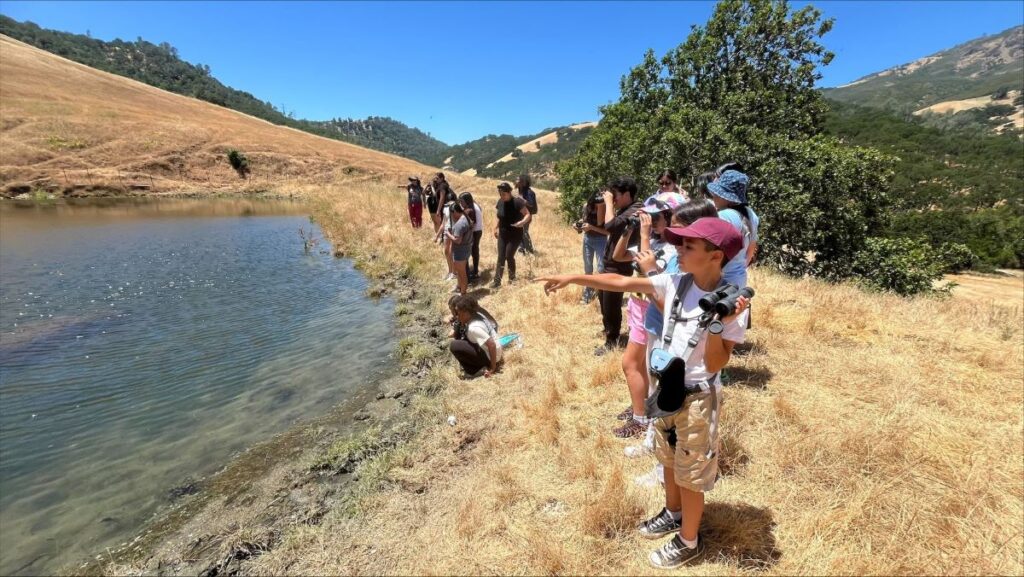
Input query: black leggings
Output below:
<box><xmin>471</xmin><ymin>230</ymin><xmax>482</xmax><ymax>276</ymax></box>
<box><xmin>496</xmin><ymin>228</ymin><xmax>524</xmax><ymax>281</ymax></box>
<box><xmin>450</xmin><ymin>339</ymin><xmax>490</xmax><ymax>374</ymax></box>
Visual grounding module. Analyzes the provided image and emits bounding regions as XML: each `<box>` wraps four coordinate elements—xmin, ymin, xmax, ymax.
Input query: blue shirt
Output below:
<box><xmin>644</xmin><ymin>239</ymin><xmax>679</xmax><ymax>335</ymax></box>
<box><xmin>718</xmin><ymin>207</ymin><xmax>759</xmax><ymax>288</ymax></box>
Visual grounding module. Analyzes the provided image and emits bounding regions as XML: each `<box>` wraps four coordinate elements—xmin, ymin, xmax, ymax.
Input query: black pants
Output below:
<box><xmin>520</xmin><ymin>218</ymin><xmax>535</xmax><ymax>253</ymax></box>
<box><xmin>470</xmin><ymin>230</ymin><xmax>482</xmax><ymax>276</ymax></box>
<box><xmin>496</xmin><ymin>228</ymin><xmax>524</xmax><ymax>282</ymax></box>
<box><xmin>599</xmin><ymin>267</ymin><xmax>633</xmax><ymax>345</ymax></box>
<box><xmin>450</xmin><ymin>339</ymin><xmax>489</xmax><ymax>374</ymax></box>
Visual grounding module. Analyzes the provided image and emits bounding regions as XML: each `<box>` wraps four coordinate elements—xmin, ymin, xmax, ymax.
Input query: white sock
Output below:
<box><xmin>680</xmin><ymin>534</ymin><xmax>698</xmax><ymax>549</ymax></box>
<box><xmin>667</xmin><ymin>509</ymin><xmax>681</xmax><ymax>521</ymax></box>
<box><xmin>635</xmin><ymin>414</ymin><xmax>651</xmax><ymax>425</ymax></box>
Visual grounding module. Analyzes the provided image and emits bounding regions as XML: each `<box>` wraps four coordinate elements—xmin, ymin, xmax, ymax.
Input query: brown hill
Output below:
<box><xmin>0</xmin><ymin>35</ymin><xmax>440</xmax><ymax>197</ymax></box>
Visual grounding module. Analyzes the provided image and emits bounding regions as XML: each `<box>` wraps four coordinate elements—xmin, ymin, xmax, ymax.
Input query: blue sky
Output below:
<box><xmin>1</xmin><ymin>1</ymin><xmax>1020</xmax><ymax>144</ymax></box>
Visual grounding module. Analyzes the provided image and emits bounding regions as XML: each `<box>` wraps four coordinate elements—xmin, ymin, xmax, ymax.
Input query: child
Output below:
<box><xmin>537</xmin><ymin>217</ymin><xmax>750</xmax><ymax>569</ymax></box>
<box><xmin>448</xmin><ymin>295</ymin><xmax>501</xmax><ymax>378</ymax></box>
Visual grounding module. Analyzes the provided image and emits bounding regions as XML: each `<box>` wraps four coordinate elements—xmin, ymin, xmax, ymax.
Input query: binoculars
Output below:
<box><xmin>699</xmin><ymin>284</ymin><xmax>755</xmax><ymax>317</ymax></box>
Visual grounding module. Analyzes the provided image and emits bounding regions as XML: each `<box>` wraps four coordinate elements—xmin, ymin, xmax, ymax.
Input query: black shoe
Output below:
<box><xmin>637</xmin><ymin>508</ymin><xmax>682</xmax><ymax>540</ymax></box>
<box><xmin>649</xmin><ymin>534</ymin><xmax>705</xmax><ymax>569</ymax></box>
<box><xmin>490</xmin><ymin>280</ymin><xmax>501</xmax><ymax>289</ymax></box>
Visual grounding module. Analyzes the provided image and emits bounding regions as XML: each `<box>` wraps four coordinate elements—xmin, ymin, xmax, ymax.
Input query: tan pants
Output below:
<box><xmin>653</xmin><ymin>390</ymin><xmax>720</xmax><ymax>492</ymax></box>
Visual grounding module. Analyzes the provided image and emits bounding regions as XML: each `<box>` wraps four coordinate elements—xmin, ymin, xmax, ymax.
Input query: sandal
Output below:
<box><xmin>614</xmin><ymin>418</ymin><xmax>646</xmax><ymax>439</ymax></box>
<box><xmin>616</xmin><ymin>406</ymin><xmax>634</xmax><ymax>421</ymax></box>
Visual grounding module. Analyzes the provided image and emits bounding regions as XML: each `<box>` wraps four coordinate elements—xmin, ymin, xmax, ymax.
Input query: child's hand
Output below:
<box><xmin>721</xmin><ymin>296</ymin><xmax>750</xmax><ymax>324</ymax></box>
<box><xmin>536</xmin><ymin>275</ymin><xmax>571</xmax><ymax>295</ymax></box>
<box><xmin>634</xmin><ymin>249</ymin><xmax>658</xmax><ymax>274</ymax></box>
<box><xmin>639</xmin><ymin>212</ymin><xmax>652</xmax><ymax>234</ymax></box>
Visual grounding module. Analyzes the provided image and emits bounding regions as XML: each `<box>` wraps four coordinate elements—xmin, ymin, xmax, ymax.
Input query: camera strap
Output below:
<box><xmin>661</xmin><ymin>273</ymin><xmax>730</xmax><ymax>376</ymax></box>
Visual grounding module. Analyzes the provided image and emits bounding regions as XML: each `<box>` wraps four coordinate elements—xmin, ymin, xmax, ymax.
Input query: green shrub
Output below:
<box><xmin>934</xmin><ymin>242</ymin><xmax>977</xmax><ymax>274</ymax></box>
<box><xmin>851</xmin><ymin>237</ymin><xmax>945</xmax><ymax>296</ymax></box>
<box><xmin>227</xmin><ymin>149</ymin><xmax>249</xmax><ymax>177</ymax></box>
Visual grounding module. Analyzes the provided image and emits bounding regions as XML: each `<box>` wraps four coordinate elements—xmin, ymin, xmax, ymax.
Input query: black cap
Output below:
<box><xmin>408</xmin><ymin>176</ymin><xmax>420</xmax><ymax>182</ymax></box>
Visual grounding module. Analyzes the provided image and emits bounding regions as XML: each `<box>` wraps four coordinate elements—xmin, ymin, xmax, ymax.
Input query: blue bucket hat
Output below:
<box><xmin>707</xmin><ymin>170</ymin><xmax>748</xmax><ymax>204</ymax></box>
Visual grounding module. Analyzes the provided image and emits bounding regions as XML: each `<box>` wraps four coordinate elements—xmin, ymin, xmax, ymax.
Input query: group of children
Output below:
<box><xmin>406</xmin><ymin>165</ymin><xmax>760</xmax><ymax>568</ymax></box>
<box><xmin>538</xmin><ymin>165</ymin><xmax>759</xmax><ymax>568</ymax></box>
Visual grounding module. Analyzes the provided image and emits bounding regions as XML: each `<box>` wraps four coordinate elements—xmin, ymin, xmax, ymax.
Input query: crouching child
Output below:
<box><xmin>537</xmin><ymin>217</ymin><xmax>750</xmax><ymax>569</ymax></box>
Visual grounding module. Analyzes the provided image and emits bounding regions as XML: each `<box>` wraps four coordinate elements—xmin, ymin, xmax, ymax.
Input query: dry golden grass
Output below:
<box><xmin>0</xmin><ymin>35</ymin><xmax>470</xmax><ymax>196</ymax></box>
<box><xmin>5</xmin><ymin>32</ymin><xmax>1021</xmax><ymax>575</ymax></box>
<box><xmin>241</xmin><ymin>182</ymin><xmax>1024</xmax><ymax>576</ymax></box>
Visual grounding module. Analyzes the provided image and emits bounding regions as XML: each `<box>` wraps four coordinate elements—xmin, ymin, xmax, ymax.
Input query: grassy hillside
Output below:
<box><xmin>0</xmin><ymin>16</ymin><xmax>450</xmax><ymax>164</ymax></box>
<box><xmin>0</xmin><ymin>35</ymin><xmax>452</xmax><ymax>197</ymax></box>
<box><xmin>824</xmin><ymin>26</ymin><xmax>1023</xmax><ymax>132</ymax></box>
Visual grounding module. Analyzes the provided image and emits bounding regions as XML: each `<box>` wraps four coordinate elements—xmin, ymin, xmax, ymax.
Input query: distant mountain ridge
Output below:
<box><xmin>824</xmin><ymin>25</ymin><xmax>1023</xmax><ymax>132</ymax></box>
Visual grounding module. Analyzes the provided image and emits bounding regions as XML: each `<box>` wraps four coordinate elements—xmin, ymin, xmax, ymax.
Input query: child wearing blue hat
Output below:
<box><xmin>707</xmin><ymin>170</ymin><xmax>759</xmax><ymax>288</ymax></box>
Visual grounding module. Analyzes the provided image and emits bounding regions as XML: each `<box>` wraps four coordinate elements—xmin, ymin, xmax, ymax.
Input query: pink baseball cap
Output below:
<box><xmin>662</xmin><ymin>217</ymin><xmax>743</xmax><ymax>261</ymax></box>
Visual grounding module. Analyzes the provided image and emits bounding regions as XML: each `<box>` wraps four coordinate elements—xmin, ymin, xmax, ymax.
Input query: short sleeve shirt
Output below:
<box><xmin>466</xmin><ymin>318</ymin><xmax>502</xmax><ymax>362</ymax></box>
<box><xmin>643</xmin><ymin>238</ymin><xmax>679</xmax><ymax>335</ymax></box>
<box><xmin>649</xmin><ymin>273</ymin><xmax>748</xmax><ymax>389</ymax></box>
<box><xmin>603</xmin><ymin>200</ymin><xmax>643</xmax><ymax>273</ymax></box>
<box><xmin>407</xmin><ymin>184</ymin><xmax>423</xmax><ymax>205</ymax></box>
<box><xmin>718</xmin><ymin>208</ymin><xmax>760</xmax><ymax>287</ymax></box>
<box><xmin>452</xmin><ymin>215</ymin><xmax>473</xmax><ymax>247</ymax></box>
<box><xmin>496</xmin><ymin>197</ymin><xmax>528</xmax><ymax>231</ymax></box>
<box><xmin>473</xmin><ymin>202</ymin><xmax>483</xmax><ymax>232</ymax></box>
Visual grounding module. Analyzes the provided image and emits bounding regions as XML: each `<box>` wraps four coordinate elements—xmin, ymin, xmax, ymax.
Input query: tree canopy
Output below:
<box><xmin>558</xmin><ymin>0</ymin><xmax>905</xmax><ymax>284</ymax></box>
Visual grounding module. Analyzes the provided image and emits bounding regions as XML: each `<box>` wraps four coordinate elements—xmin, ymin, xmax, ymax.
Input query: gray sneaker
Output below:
<box><xmin>649</xmin><ymin>534</ymin><xmax>705</xmax><ymax>569</ymax></box>
<box><xmin>637</xmin><ymin>508</ymin><xmax>681</xmax><ymax>540</ymax></box>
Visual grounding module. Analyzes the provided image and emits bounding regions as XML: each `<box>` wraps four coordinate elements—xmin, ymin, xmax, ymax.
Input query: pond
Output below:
<box><xmin>0</xmin><ymin>198</ymin><xmax>395</xmax><ymax>575</ymax></box>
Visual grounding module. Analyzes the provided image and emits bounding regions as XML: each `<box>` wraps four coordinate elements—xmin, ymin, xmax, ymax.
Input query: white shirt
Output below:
<box><xmin>650</xmin><ymin>273</ymin><xmax>747</xmax><ymax>389</ymax></box>
<box><xmin>473</xmin><ymin>202</ymin><xmax>484</xmax><ymax>232</ymax></box>
<box><xmin>466</xmin><ymin>317</ymin><xmax>501</xmax><ymax>362</ymax></box>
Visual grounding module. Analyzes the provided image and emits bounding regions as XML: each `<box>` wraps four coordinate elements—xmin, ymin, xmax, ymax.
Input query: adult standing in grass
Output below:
<box><xmin>596</xmin><ymin>176</ymin><xmax>643</xmax><ymax>354</ymax></box>
<box><xmin>459</xmin><ymin>192</ymin><xmax>484</xmax><ymax>282</ymax></box>
<box><xmin>516</xmin><ymin>174</ymin><xmax>538</xmax><ymax>254</ymax></box>
<box><xmin>707</xmin><ymin>169</ymin><xmax>759</xmax><ymax>287</ymax></box>
<box><xmin>432</xmin><ymin>172</ymin><xmax>456</xmax><ymax>233</ymax></box>
<box><xmin>401</xmin><ymin>176</ymin><xmax>424</xmax><ymax>228</ymax></box>
<box><xmin>446</xmin><ymin>202</ymin><xmax>473</xmax><ymax>295</ymax></box>
<box><xmin>491</xmin><ymin>182</ymin><xmax>531</xmax><ymax>288</ymax></box>
<box><xmin>579</xmin><ymin>192</ymin><xmax>609</xmax><ymax>304</ymax></box>
<box><xmin>425</xmin><ymin>182</ymin><xmax>441</xmax><ymax>234</ymax></box>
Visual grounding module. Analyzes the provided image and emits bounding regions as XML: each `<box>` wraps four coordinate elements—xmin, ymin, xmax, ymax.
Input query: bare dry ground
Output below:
<box><xmin>3</xmin><ymin>34</ymin><xmax>1022</xmax><ymax>576</ymax></box>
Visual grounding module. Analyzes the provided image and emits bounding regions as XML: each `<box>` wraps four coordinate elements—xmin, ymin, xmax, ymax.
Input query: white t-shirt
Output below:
<box><xmin>473</xmin><ymin>202</ymin><xmax>484</xmax><ymax>232</ymax></box>
<box><xmin>466</xmin><ymin>317</ymin><xmax>502</xmax><ymax>362</ymax></box>
<box><xmin>650</xmin><ymin>273</ymin><xmax>748</xmax><ymax>390</ymax></box>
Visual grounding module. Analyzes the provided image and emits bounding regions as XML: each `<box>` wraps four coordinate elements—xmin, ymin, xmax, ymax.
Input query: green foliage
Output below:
<box><xmin>851</xmin><ymin>237</ymin><xmax>947</xmax><ymax>296</ymax></box>
<box><xmin>934</xmin><ymin>242</ymin><xmax>977</xmax><ymax>274</ymax></box>
<box><xmin>439</xmin><ymin>133</ymin><xmax>537</xmax><ymax>170</ymax></box>
<box><xmin>825</xmin><ymin>100</ymin><xmax>1023</xmax><ymax>268</ymax></box>
<box><xmin>0</xmin><ymin>15</ymin><xmax>449</xmax><ymax>164</ymax></box>
<box><xmin>559</xmin><ymin>0</ymin><xmax>901</xmax><ymax>284</ymax></box>
<box><xmin>226</xmin><ymin>149</ymin><xmax>249</xmax><ymax>177</ymax></box>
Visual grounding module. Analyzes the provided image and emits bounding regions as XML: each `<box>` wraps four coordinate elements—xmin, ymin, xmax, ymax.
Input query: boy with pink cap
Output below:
<box><xmin>537</xmin><ymin>217</ymin><xmax>751</xmax><ymax>569</ymax></box>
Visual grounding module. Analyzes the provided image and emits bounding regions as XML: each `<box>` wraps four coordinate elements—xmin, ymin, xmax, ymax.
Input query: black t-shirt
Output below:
<box><xmin>495</xmin><ymin>197</ymin><xmax>528</xmax><ymax>232</ymax></box>
<box><xmin>603</xmin><ymin>200</ymin><xmax>643</xmax><ymax>274</ymax></box>
<box><xmin>425</xmin><ymin>185</ymin><xmax>439</xmax><ymax>212</ymax></box>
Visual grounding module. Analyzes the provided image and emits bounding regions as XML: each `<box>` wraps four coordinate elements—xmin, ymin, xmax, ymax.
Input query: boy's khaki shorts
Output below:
<box><xmin>653</xmin><ymin>390</ymin><xmax>720</xmax><ymax>492</ymax></box>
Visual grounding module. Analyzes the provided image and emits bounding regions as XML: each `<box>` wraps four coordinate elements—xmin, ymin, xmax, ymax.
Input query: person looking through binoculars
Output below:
<box><xmin>537</xmin><ymin>217</ymin><xmax>752</xmax><ymax>569</ymax></box>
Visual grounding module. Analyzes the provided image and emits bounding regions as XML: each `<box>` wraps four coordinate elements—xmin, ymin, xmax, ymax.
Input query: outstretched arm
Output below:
<box><xmin>536</xmin><ymin>272</ymin><xmax>655</xmax><ymax>296</ymax></box>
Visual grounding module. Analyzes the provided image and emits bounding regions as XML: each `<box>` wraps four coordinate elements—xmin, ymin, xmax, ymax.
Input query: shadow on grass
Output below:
<box><xmin>717</xmin><ymin>433</ymin><xmax>750</xmax><ymax>477</ymax></box>
<box><xmin>703</xmin><ymin>502</ymin><xmax>780</xmax><ymax>570</ymax></box>
<box><xmin>732</xmin><ymin>339</ymin><xmax>768</xmax><ymax>357</ymax></box>
<box><xmin>723</xmin><ymin>365</ymin><xmax>773</xmax><ymax>390</ymax></box>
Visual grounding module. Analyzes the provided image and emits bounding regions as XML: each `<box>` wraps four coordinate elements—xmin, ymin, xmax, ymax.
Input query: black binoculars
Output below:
<box><xmin>699</xmin><ymin>284</ymin><xmax>755</xmax><ymax>317</ymax></box>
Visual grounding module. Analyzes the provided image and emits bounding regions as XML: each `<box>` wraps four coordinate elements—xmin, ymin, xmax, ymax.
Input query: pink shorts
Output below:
<box><xmin>626</xmin><ymin>297</ymin><xmax>650</xmax><ymax>345</ymax></box>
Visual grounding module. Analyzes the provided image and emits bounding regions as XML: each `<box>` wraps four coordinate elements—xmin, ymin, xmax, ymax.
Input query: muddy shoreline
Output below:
<box><xmin>69</xmin><ymin>243</ymin><xmax>448</xmax><ymax>576</ymax></box>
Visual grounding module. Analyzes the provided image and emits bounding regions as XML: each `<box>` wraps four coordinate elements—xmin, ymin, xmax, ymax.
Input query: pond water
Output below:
<box><xmin>0</xmin><ymin>198</ymin><xmax>395</xmax><ymax>575</ymax></box>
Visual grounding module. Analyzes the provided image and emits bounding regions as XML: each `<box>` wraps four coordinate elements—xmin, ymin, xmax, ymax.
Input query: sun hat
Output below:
<box><xmin>662</xmin><ymin>217</ymin><xmax>743</xmax><ymax>261</ymax></box>
<box><xmin>641</xmin><ymin>192</ymin><xmax>687</xmax><ymax>214</ymax></box>
<box><xmin>707</xmin><ymin>170</ymin><xmax>749</xmax><ymax>204</ymax></box>
<box><xmin>408</xmin><ymin>176</ymin><xmax>421</xmax><ymax>183</ymax></box>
